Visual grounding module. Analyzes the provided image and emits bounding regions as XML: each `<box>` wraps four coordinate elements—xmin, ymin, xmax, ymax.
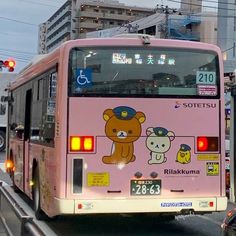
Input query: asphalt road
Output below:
<box><xmin>0</xmin><ymin>151</ymin><xmax>233</xmax><ymax>236</ymax></box>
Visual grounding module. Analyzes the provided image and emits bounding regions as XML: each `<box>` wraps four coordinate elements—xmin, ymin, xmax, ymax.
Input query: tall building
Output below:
<box><xmin>217</xmin><ymin>0</ymin><xmax>236</xmax><ymax>73</ymax></box>
<box><xmin>38</xmin><ymin>0</ymin><xmax>154</xmax><ymax>53</ymax></box>
<box><xmin>180</xmin><ymin>0</ymin><xmax>202</xmax><ymax>14</ymax></box>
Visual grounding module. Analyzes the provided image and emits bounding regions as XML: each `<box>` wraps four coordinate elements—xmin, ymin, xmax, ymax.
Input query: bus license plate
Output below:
<box><xmin>131</xmin><ymin>179</ymin><xmax>161</xmax><ymax>196</ymax></box>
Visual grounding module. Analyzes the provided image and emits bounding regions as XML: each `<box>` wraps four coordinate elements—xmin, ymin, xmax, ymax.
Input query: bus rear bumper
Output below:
<box><xmin>53</xmin><ymin>196</ymin><xmax>228</xmax><ymax>216</ymax></box>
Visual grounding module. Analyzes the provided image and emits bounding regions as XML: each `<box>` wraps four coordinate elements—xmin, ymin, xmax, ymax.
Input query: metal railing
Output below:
<box><xmin>0</xmin><ymin>182</ymin><xmax>45</xmax><ymax>236</ymax></box>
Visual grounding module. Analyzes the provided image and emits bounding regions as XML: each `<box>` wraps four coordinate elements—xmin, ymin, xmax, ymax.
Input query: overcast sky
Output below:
<box><xmin>0</xmin><ymin>0</ymin><xmax>216</xmax><ymax>73</ymax></box>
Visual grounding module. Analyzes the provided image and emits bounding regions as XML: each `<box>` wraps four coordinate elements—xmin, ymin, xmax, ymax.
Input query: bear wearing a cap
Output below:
<box><xmin>103</xmin><ymin>106</ymin><xmax>145</xmax><ymax>164</ymax></box>
<box><xmin>146</xmin><ymin>127</ymin><xmax>175</xmax><ymax>164</ymax></box>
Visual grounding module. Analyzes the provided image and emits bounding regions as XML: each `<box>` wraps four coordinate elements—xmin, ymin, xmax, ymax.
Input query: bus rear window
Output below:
<box><xmin>68</xmin><ymin>47</ymin><xmax>220</xmax><ymax>98</ymax></box>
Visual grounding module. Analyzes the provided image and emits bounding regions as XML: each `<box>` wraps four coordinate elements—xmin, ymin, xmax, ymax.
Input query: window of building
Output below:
<box><xmin>234</xmin><ymin>16</ymin><xmax>236</xmax><ymax>31</ymax></box>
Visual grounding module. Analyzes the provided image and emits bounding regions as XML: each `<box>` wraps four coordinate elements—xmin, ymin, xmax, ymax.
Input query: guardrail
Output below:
<box><xmin>0</xmin><ymin>182</ymin><xmax>45</xmax><ymax>236</ymax></box>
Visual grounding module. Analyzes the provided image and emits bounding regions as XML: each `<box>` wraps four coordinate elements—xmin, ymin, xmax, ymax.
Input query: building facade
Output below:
<box><xmin>38</xmin><ymin>0</ymin><xmax>154</xmax><ymax>53</ymax></box>
<box><xmin>217</xmin><ymin>0</ymin><xmax>236</xmax><ymax>73</ymax></box>
<box><xmin>180</xmin><ymin>0</ymin><xmax>202</xmax><ymax>14</ymax></box>
<box><xmin>87</xmin><ymin>11</ymin><xmax>217</xmax><ymax>46</ymax></box>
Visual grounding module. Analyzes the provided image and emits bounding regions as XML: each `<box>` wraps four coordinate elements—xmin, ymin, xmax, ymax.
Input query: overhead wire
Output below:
<box><xmin>0</xmin><ymin>48</ymin><xmax>35</xmax><ymax>55</ymax></box>
<box><xmin>0</xmin><ymin>1</ymin><xmax>63</xmax><ymax>64</ymax></box>
<box><xmin>17</xmin><ymin>0</ymin><xmax>65</xmax><ymax>7</ymax></box>
<box><xmin>0</xmin><ymin>16</ymin><xmax>38</xmax><ymax>26</ymax></box>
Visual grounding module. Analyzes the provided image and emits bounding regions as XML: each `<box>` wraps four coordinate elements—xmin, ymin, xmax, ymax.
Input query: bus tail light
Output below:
<box><xmin>70</xmin><ymin>136</ymin><xmax>94</xmax><ymax>152</ymax></box>
<box><xmin>197</xmin><ymin>136</ymin><xmax>219</xmax><ymax>152</ymax></box>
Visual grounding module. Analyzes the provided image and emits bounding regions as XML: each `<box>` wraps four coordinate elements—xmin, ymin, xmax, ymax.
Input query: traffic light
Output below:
<box><xmin>4</xmin><ymin>59</ymin><xmax>16</xmax><ymax>72</ymax></box>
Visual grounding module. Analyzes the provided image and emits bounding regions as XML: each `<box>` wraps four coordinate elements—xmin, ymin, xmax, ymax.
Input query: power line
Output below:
<box><xmin>0</xmin><ymin>16</ymin><xmax>38</xmax><ymax>26</ymax></box>
<box><xmin>222</xmin><ymin>45</ymin><xmax>236</xmax><ymax>53</ymax></box>
<box><xmin>17</xmin><ymin>0</ymin><xmax>62</xmax><ymax>7</ymax></box>
<box><xmin>0</xmin><ymin>53</ymin><xmax>31</xmax><ymax>62</ymax></box>
<box><xmin>0</xmin><ymin>48</ymin><xmax>35</xmax><ymax>55</ymax></box>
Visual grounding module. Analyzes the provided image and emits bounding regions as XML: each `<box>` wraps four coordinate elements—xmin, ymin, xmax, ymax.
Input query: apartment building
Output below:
<box><xmin>217</xmin><ymin>0</ymin><xmax>236</xmax><ymax>73</ymax></box>
<box><xmin>38</xmin><ymin>0</ymin><xmax>154</xmax><ymax>53</ymax></box>
<box><xmin>180</xmin><ymin>0</ymin><xmax>202</xmax><ymax>14</ymax></box>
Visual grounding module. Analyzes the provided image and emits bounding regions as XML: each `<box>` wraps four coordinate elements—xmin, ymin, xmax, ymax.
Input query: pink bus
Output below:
<box><xmin>5</xmin><ymin>35</ymin><xmax>227</xmax><ymax>220</ymax></box>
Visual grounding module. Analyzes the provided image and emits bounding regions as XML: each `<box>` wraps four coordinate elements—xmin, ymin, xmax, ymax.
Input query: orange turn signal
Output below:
<box><xmin>5</xmin><ymin>159</ymin><xmax>14</xmax><ymax>172</ymax></box>
<box><xmin>70</xmin><ymin>136</ymin><xmax>94</xmax><ymax>152</ymax></box>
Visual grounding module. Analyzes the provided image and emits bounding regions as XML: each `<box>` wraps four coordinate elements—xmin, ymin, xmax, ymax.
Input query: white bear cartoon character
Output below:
<box><xmin>146</xmin><ymin>127</ymin><xmax>175</xmax><ymax>164</ymax></box>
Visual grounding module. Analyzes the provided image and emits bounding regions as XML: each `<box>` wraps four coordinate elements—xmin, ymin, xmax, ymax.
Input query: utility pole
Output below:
<box><xmin>155</xmin><ymin>4</ymin><xmax>179</xmax><ymax>39</ymax></box>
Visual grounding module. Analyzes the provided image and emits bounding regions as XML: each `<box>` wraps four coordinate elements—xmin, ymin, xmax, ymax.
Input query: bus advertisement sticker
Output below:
<box><xmin>197</xmin><ymin>154</ymin><xmax>219</xmax><ymax>161</ymax></box>
<box><xmin>206</xmin><ymin>162</ymin><xmax>219</xmax><ymax>176</ymax></box>
<box><xmin>87</xmin><ymin>172</ymin><xmax>110</xmax><ymax>187</ymax></box>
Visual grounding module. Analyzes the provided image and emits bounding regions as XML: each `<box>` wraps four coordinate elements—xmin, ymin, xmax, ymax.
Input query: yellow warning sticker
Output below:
<box><xmin>206</xmin><ymin>162</ymin><xmax>219</xmax><ymax>176</ymax></box>
<box><xmin>87</xmin><ymin>172</ymin><xmax>110</xmax><ymax>187</ymax></box>
<box><xmin>197</xmin><ymin>154</ymin><xmax>219</xmax><ymax>161</ymax></box>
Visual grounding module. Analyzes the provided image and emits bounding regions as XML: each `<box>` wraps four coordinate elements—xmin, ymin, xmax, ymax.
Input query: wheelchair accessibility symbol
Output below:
<box><xmin>76</xmin><ymin>68</ymin><xmax>92</xmax><ymax>87</ymax></box>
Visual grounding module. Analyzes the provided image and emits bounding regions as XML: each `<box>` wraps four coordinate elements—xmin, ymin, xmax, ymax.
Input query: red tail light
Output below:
<box><xmin>70</xmin><ymin>136</ymin><xmax>94</xmax><ymax>152</ymax></box>
<box><xmin>197</xmin><ymin>136</ymin><xmax>219</xmax><ymax>152</ymax></box>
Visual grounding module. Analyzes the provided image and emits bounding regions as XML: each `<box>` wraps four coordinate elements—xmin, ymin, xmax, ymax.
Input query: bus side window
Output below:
<box><xmin>42</xmin><ymin>72</ymin><xmax>57</xmax><ymax>144</ymax></box>
<box><xmin>30</xmin><ymin>70</ymin><xmax>57</xmax><ymax>146</ymax></box>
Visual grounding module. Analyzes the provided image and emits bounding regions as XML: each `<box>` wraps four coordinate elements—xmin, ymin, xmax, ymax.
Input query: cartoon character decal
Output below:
<box><xmin>103</xmin><ymin>106</ymin><xmax>146</xmax><ymax>165</ymax></box>
<box><xmin>176</xmin><ymin>144</ymin><xmax>191</xmax><ymax>164</ymax></box>
<box><xmin>146</xmin><ymin>127</ymin><xmax>175</xmax><ymax>164</ymax></box>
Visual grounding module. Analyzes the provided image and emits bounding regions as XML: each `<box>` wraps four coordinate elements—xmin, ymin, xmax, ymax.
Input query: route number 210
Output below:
<box><xmin>196</xmin><ymin>71</ymin><xmax>216</xmax><ymax>85</ymax></box>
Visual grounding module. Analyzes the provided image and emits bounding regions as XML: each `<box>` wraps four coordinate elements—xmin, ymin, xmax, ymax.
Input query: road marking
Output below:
<box><xmin>197</xmin><ymin>215</ymin><xmax>222</xmax><ymax>226</ymax></box>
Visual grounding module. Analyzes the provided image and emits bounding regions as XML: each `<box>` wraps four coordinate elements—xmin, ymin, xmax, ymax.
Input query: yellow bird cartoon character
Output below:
<box><xmin>176</xmin><ymin>144</ymin><xmax>191</xmax><ymax>164</ymax></box>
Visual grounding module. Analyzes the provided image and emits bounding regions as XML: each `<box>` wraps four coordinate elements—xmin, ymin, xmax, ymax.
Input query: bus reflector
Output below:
<box><xmin>70</xmin><ymin>136</ymin><xmax>94</xmax><ymax>152</ymax></box>
<box><xmin>197</xmin><ymin>137</ymin><xmax>219</xmax><ymax>152</ymax></box>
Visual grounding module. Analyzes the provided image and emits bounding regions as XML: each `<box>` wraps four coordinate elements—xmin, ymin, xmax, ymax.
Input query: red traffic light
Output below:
<box><xmin>4</xmin><ymin>59</ymin><xmax>16</xmax><ymax>72</ymax></box>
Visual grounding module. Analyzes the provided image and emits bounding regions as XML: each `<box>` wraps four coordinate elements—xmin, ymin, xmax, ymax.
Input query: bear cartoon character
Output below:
<box><xmin>146</xmin><ymin>127</ymin><xmax>175</xmax><ymax>164</ymax></box>
<box><xmin>103</xmin><ymin>106</ymin><xmax>146</xmax><ymax>165</ymax></box>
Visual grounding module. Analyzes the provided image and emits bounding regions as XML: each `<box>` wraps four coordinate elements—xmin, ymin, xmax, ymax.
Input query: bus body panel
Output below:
<box><xmin>66</xmin><ymin>98</ymin><xmax>224</xmax><ymax>200</ymax></box>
